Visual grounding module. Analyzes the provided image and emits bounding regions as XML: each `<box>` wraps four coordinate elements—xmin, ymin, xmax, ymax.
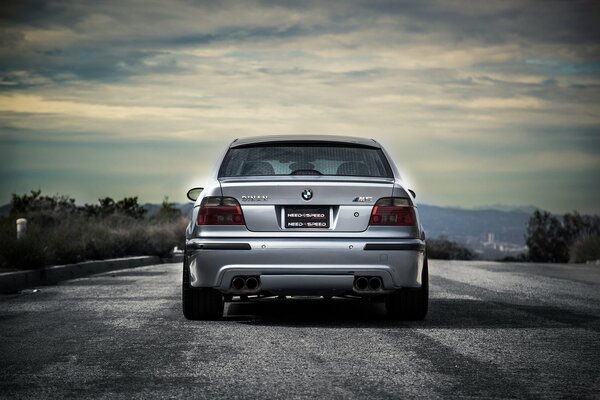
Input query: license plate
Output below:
<box><xmin>285</xmin><ymin>207</ymin><xmax>330</xmax><ymax>228</ymax></box>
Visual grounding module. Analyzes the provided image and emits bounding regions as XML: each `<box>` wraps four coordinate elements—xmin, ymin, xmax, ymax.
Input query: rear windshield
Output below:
<box><xmin>218</xmin><ymin>143</ymin><xmax>393</xmax><ymax>178</ymax></box>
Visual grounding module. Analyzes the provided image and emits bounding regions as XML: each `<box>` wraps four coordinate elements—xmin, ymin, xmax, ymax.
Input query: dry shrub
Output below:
<box><xmin>569</xmin><ymin>236</ymin><xmax>600</xmax><ymax>264</ymax></box>
<box><xmin>0</xmin><ymin>214</ymin><xmax>188</xmax><ymax>270</ymax></box>
<box><xmin>426</xmin><ymin>238</ymin><xmax>474</xmax><ymax>260</ymax></box>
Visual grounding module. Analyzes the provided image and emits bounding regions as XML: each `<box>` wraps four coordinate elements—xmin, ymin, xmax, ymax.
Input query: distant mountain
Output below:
<box><xmin>178</xmin><ymin>203</ymin><xmax>194</xmax><ymax>217</ymax></box>
<box><xmin>145</xmin><ymin>202</ymin><xmax>532</xmax><ymax>246</ymax></box>
<box><xmin>0</xmin><ymin>202</ymin><xmax>195</xmax><ymax>218</ymax></box>
<box><xmin>418</xmin><ymin>204</ymin><xmax>531</xmax><ymax>245</ymax></box>
<box><xmin>142</xmin><ymin>203</ymin><xmax>194</xmax><ymax>218</ymax></box>
<box><xmin>473</xmin><ymin>204</ymin><xmax>539</xmax><ymax>213</ymax></box>
<box><xmin>0</xmin><ymin>200</ymin><xmax>537</xmax><ymax>246</ymax></box>
<box><xmin>141</xmin><ymin>203</ymin><xmax>160</xmax><ymax>217</ymax></box>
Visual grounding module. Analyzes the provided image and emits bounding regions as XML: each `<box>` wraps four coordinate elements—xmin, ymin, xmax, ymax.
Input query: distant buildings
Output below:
<box><xmin>473</xmin><ymin>232</ymin><xmax>528</xmax><ymax>259</ymax></box>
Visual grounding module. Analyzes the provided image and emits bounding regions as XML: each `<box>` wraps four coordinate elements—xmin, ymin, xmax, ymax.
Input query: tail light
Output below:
<box><xmin>197</xmin><ymin>197</ymin><xmax>245</xmax><ymax>225</ymax></box>
<box><xmin>370</xmin><ymin>197</ymin><xmax>416</xmax><ymax>226</ymax></box>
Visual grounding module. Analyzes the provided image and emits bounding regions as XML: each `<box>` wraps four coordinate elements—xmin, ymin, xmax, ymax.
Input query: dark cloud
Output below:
<box><xmin>0</xmin><ymin>48</ymin><xmax>176</xmax><ymax>85</ymax></box>
<box><xmin>0</xmin><ymin>0</ymin><xmax>55</xmax><ymax>25</ymax></box>
<box><xmin>1</xmin><ymin>0</ymin><xmax>599</xmax><ymax>85</ymax></box>
<box><xmin>0</xmin><ymin>0</ymin><xmax>598</xmax><ymax>211</ymax></box>
<box><xmin>358</xmin><ymin>0</ymin><xmax>600</xmax><ymax>45</ymax></box>
<box><xmin>161</xmin><ymin>23</ymin><xmax>336</xmax><ymax>46</ymax></box>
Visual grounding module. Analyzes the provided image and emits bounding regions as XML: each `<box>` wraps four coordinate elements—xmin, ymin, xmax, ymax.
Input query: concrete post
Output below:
<box><xmin>16</xmin><ymin>218</ymin><xmax>27</xmax><ymax>239</ymax></box>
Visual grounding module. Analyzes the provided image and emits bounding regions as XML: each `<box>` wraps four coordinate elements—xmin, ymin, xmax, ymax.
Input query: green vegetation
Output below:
<box><xmin>0</xmin><ymin>191</ymin><xmax>188</xmax><ymax>270</ymax></box>
<box><xmin>526</xmin><ymin>210</ymin><xmax>600</xmax><ymax>263</ymax></box>
<box><xmin>569</xmin><ymin>236</ymin><xmax>600</xmax><ymax>264</ymax></box>
<box><xmin>427</xmin><ymin>238</ymin><xmax>474</xmax><ymax>260</ymax></box>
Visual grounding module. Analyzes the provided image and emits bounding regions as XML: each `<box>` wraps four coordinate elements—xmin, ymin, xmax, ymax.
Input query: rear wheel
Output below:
<box><xmin>386</xmin><ymin>256</ymin><xmax>429</xmax><ymax>320</ymax></box>
<box><xmin>182</xmin><ymin>255</ymin><xmax>224</xmax><ymax>320</ymax></box>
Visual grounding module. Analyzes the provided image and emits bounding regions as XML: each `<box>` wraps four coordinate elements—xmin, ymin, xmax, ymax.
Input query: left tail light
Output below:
<box><xmin>197</xmin><ymin>196</ymin><xmax>245</xmax><ymax>225</ymax></box>
<box><xmin>370</xmin><ymin>197</ymin><xmax>416</xmax><ymax>226</ymax></box>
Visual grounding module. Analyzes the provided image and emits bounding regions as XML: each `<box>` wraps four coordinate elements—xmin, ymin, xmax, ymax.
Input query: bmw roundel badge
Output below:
<box><xmin>301</xmin><ymin>189</ymin><xmax>313</xmax><ymax>201</ymax></box>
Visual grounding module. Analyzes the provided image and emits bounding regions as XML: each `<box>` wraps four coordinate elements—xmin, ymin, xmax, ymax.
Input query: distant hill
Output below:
<box><xmin>473</xmin><ymin>204</ymin><xmax>539</xmax><ymax>213</ymax></box>
<box><xmin>178</xmin><ymin>203</ymin><xmax>194</xmax><ymax>217</ymax></box>
<box><xmin>146</xmin><ymin>202</ymin><xmax>532</xmax><ymax>246</ymax></box>
<box><xmin>0</xmin><ymin>200</ymin><xmax>533</xmax><ymax>246</ymax></box>
<box><xmin>418</xmin><ymin>204</ymin><xmax>532</xmax><ymax>245</ymax></box>
<box><xmin>142</xmin><ymin>203</ymin><xmax>194</xmax><ymax>218</ymax></box>
<box><xmin>0</xmin><ymin>202</ymin><xmax>195</xmax><ymax>219</ymax></box>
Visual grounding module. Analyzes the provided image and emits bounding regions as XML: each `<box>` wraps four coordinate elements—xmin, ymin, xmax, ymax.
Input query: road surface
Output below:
<box><xmin>1</xmin><ymin>260</ymin><xmax>599</xmax><ymax>399</ymax></box>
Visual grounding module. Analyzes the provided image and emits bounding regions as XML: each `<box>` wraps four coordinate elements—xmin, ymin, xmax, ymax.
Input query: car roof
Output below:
<box><xmin>230</xmin><ymin>135</ymin><xmax>381</xmax><ymax>149</ymax></box>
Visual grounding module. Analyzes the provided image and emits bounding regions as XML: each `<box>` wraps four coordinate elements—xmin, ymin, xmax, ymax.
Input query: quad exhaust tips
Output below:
<box><xmin>230</xmin><ymin>276</ymin><xmax>261</xmax><ymax>292</ymax></box>
<box><xmin>354</xmin><ymin>276</ymin><xmax>383</xmax><ymax>292</ymax></box>
<box><xmin>245</xmin><ymin>277</ymin><xmax>259</xmax><ymax>290</ymax></box>
<box><xmin>232</xmin><ymin>277</ymin><xmax>245</xmax><ymax>290</ymax></box>
<box><xmin>355</xmin><ymin>276</ymin><xmax>369</xmax><ymax>291</ymax></box>
<box><xmin>232</xmin><ymin>275</ymin><xmax>381</xmax><ymax>293</ymax></box>
<box><xmin>368</xmin><ymin>277</ymin><xmax>382</xmax><ymax>290</ymax></box>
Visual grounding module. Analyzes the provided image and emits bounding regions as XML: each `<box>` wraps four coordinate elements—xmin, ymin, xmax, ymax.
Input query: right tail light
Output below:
<box><xmin>369</xmin><ymin>197</ymin><xmax>416</xmax><ymax>226</ymax></box>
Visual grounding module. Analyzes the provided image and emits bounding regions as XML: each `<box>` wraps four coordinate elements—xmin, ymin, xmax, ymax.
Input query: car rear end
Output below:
<box><xmin>183</xmin><ymin>136</ymin><xmax>428</xmax><ymax>320</ymax></box>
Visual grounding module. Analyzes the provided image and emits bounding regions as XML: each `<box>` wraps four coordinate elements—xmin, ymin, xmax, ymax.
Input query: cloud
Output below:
<box><xmin>0</xmin><ymin>0</ymin><xmax>598</xmax><ymax>212</ymax></box>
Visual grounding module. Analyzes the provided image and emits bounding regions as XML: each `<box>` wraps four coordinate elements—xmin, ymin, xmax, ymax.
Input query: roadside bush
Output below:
<box><xmin>570</xmin><ymin>236</ymin><xmax>600</xmax><ymax>264</ymax></box>
<box><xmin>497</xmin><ymin>254</ymin><xmax>529</xmax><ymax>262</ymax></box>
<box><xmin>0</xmin><ymin>191</ymin><xmax>188</xmax><ymax>270</ymax></box>
<box><xmin>526</xmin><ymin>210</ymin><xmax>600</xmax><ymax>263</ymax></box>
<box><xmin>155</xmin><ymin>196</ymin><xmax>182</xmax><ymax>221</ymax></box>
<box><xmin>427</xmin><ymin>238</ymin><xmax>474</xmax><ymax>260</ymax></box>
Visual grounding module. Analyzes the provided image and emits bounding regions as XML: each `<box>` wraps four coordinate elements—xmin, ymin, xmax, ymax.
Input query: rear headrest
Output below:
<box><xmin>336</xmin><ymin>162</ymin><xmax>369</xmax><ymax>176</ymax></box>
<box><xmin>240</xmin><ymin>161</ymin><xmax>275</xmax><ymax>176</ymax></box>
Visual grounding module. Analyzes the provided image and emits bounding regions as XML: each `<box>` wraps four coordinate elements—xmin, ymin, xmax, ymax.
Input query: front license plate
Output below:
<box><xmin>285</xmin><ymin>207</ymin><xmax>330</xmax><ymax>228</ymax></box>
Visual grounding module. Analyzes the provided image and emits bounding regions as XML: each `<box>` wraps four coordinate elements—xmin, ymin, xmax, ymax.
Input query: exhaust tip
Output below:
<box><xmin>232</xmin><ymin>276</ymin><xmax>245</xmax><ymax>290</ymax></box>
<box><xmin>368</xmin><ymin>277</ymin><xmax>382</xmax><ymax>290</ymax></box>
<box><xmin>355</xmin><ymin>276</ymin><xmax>369</xmax><ymax>291</ymax></box>
<box><xmin>245</xmin><ymin>276</ymin><xmax>259</xmax><ymax>291</ymax></box>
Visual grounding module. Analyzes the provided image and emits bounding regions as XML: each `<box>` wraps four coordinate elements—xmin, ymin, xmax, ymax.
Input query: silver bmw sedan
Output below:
<box><xmin>183</xmin><ymin>135</ymin><xmax>428</xmax><ymax>320</ymax></box>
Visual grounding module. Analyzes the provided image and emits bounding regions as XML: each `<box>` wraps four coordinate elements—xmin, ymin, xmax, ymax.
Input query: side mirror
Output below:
<box><xmin>186</xmin><ymin>187</ymin><xmax>204</xmax><ymax>202</ymax></box>
<box><xmin>408</xmin><ymin>189</ymin><xmax>416</xmax><ymax>199</ymax></box>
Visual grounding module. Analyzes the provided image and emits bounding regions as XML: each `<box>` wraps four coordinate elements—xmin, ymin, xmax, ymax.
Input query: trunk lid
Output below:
<box><xmin>219</xmin><ymin>177</ymin><xmax>393</xmax><ymax>232</ymax></box>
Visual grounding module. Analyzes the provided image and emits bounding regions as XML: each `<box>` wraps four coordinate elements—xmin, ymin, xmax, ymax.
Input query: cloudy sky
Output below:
<box><xmin>0</xmin><ymin>0</ymin><xmax>598</xmax><ymax>213</ymax></box>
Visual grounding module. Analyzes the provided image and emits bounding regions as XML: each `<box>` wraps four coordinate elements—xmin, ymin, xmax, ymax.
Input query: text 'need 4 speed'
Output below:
<box><xmin>183</xmin><ymin>135</ymin><xmax>428</xmax><ymax>320</ymax></box>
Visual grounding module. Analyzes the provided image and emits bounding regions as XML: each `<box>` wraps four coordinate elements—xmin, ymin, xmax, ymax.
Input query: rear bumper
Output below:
<box><xmin>186</xmin><ymin>238</ymin><xmax>425</xmax><ymax>295</ymax></box>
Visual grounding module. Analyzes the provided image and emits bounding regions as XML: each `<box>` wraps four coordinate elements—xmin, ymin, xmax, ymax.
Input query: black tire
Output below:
<box><xmin>182</xmin><ymin>256</ymin><xmax>224</xmax><ymax>320</ymax></box>
<box><xmin>386</xmin><ymin>256</ymin><xmax>429</xmax><ymax>320</ymax></box>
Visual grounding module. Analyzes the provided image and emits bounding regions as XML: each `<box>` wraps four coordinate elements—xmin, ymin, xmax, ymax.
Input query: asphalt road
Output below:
<box><xmin>1</xmin><ymin>260</ymin><xmax>599</xmax><ymax>399</ymax></box>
